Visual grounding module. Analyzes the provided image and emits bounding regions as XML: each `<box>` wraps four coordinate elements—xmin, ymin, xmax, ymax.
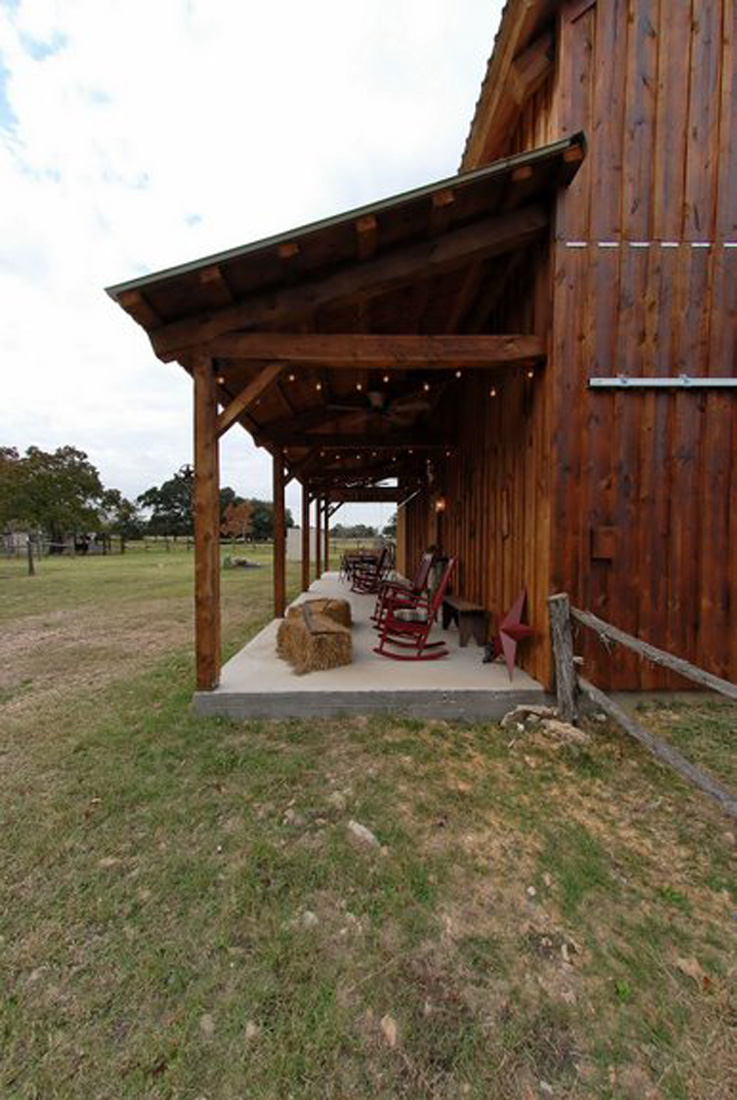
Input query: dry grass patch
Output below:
<box><xmin>1</xmin><ymin>552</ymin><xmax>735</xmax><ymax>1097</ymax></box>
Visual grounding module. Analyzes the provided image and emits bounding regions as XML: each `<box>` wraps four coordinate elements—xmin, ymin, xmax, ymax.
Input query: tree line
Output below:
<box><xmin>0</xmin><ymin>446</ymin><xmax>293</xmax><ymax>544</ymax></box>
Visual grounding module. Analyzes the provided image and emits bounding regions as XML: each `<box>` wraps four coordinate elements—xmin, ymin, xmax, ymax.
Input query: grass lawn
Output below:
<box><xmin>1</xmin><ymin>548</ymin><xmax>735</xmax><ymax>1098</ymax></box>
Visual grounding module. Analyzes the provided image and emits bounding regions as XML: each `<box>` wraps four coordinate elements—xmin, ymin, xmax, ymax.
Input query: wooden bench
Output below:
<box><xmin>441</xmin><ymin>596</ymin><xmax>487</xmax><ymax>647</ymax></box>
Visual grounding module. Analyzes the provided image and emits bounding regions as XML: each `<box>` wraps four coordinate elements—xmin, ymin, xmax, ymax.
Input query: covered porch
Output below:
<box><xmin>106</xmin><ymin>134</ymin><xmax>585</xmax><ymax>707</ymax></box>
<box><xmin>194</xmin><ymin>572</ymin><xmax>546</xmax><ymax>719</ymax></box>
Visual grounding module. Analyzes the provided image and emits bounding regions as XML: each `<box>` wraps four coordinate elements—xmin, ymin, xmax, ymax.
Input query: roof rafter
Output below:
<box><xmin>151</xmin><ymin>204</ymin><xmax>548</xmax><ymax>360</ymax></box>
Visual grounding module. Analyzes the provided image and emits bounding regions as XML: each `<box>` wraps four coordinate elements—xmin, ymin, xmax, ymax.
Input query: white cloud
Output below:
<box><xmin>0</xmin><ymin>0</ymin><xmax>501</xmax><ymax>525</ymax></box>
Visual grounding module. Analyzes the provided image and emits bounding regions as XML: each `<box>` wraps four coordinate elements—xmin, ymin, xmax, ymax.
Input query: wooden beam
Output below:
<box><xmin>355</xmin><ymin>214</ymin><xmax>377</xmax><ymax>260</ymax></box>
<box><xmin>118</xmin><ymin>289</ymin><xmax>161</xmax><ymax>329</ymax></box>
<box><xmin>570</xmin><ymin>607</ymin><xmax>737</xmax><ymax>702</ymax></box>
<box><xmin>193</xmin><ymin>355</ymin><xmax>220</xmax><ymax>690</ymax></box>
<box><xmin>579</xmin><ymin>679</ymin><xmax>737</xmax><ymax>820</ymax></box>
<box><xmin>284</xmin><ymin>449</ymin><xmax>320</xmax><ymax>486</ymax></box>
<box><xmin>150</xmin><ymin>204</ymin><xmax>549</xmax><ymax>359</ymax></box>
<box><xmin>328</xmin><ymin>487</ymin><xmax>402</xmax><ymax>503</ymax></box>
<box><xmin>204</xmin><ymin>332</ymin><xmax>546</xmax><ymax>368</ymax></box>
<box><xmin>199</xmin><ymin>264</ymin><xmax>233</xmax><ymax>306</ymax></box>
<box><xmin>301</xmin><ymin>482</ymin><xmax>310</xmax><ymax>593</ymax></box>
<box><xmin>508</xmin><ymin>29</ymin><xmax>554</xmax><ymax>107</ymax></box>
<box><xmin>273</xmin><ymin>450</ymin><xmax>286</xmax><ymax>617</ymax></box>
<box><xmin>548</xmin><ymin>594</ymin><xmax>579</xmax><ymax>722</ymax></box>
<box><xmin>274</xmin><ymin>435</ymin><xmax>449</xmax><ymax>450</ymax></box>
<box><xmin>215</xmin><ymin>363</ymin><xmax>284</xmax><ymax>438</ymax></box>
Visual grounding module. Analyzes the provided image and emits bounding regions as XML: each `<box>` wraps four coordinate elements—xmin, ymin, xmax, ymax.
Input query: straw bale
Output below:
<box><xmin>277</xmin><ymin>605</ymin><xmax>352</xmax><ymax>674</ymax></box>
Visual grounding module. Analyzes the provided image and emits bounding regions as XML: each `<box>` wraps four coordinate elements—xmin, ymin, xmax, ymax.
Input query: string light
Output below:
<box><xmin>288</xmin><ymin>372</ymin><xmax>296</xmax><ymax>382</ymax></box>
<box><xmin>216</xmin><ymin>374</ymin><xmax>225</xmax><ymax>384</ymax></box>
<box><xmin>423</xmin><ymin>381</ymin><xmax>431</xmax><ymax>392</ymax></box>
<box><xmin>526</xmin><ymin>369</ymin><xmax>535</xmax><ymax>379</ymax></box>
<box><xmin>356</xmin><ymin>382</ymin><xmax>363</xmax><ymax>391</ymax></box>
<box><xmin>315</xmin><ymin>381</ymin><xmax>323</xmax><ymax>391</ymax></box>
<box><xmin>382</xmin><ymin>374</ymin><xmax>390</xmax><ymax>384</ymax></box>
<box><xmin>490</xmin><ymin>387</ymin><xmax>497</xmax><ymax>397</ymax></box>
<box><xmin>455</xmin><ymin>370</ymin><xmax>462</xmax><ymax>379</ymax></box>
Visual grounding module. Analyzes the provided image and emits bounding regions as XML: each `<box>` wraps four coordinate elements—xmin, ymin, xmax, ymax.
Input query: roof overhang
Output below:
<box><xmin>106</xmin><ymin>133</ymin><xmax>585</xmax><ymax>486</ymax></box>
<box><xmin>461</xmin><ymin>0</ymin><xmax>562</xmax><ymax>170</ymax></box>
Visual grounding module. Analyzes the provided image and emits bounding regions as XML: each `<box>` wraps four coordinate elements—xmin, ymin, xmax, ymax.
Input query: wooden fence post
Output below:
<box><xmin>27</xmin><ymin>537</ymin><xmax>35</xmax><ymax>576</ymax></box>
<box><xmin>548</xmin><ymin>592</ymin><xmax>578</xmax><ymax>722</ymax></box>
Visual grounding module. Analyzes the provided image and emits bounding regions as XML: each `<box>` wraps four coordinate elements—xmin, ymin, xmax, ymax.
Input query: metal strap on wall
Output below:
<box><xmin>589</xmin><ymin>376</ymin><xmax>737</xmax><ymax>390</ymax></box>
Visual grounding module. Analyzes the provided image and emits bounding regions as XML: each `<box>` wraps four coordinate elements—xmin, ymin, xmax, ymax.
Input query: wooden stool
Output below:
<box><xmin>441</xmin><ymin>596</ymin><xmax>487</xmax><ymax>647</ymax></box>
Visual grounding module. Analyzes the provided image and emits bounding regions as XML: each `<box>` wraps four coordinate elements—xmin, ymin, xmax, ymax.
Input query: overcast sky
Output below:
<box><xmin>0</xmin><ymin>0</ymin><xmax>503</xmax><ymax>527</ymax></box>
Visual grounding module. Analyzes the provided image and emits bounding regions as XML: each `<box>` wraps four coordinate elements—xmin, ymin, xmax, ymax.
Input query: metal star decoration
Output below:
<box><xmin>495</xmin><ymin>587</ymin><xmax>534</xmax><ymax>680</ymax></box>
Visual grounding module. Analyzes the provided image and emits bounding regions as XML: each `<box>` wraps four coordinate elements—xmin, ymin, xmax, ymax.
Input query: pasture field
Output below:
<box><xmin>1</xmin><ymin>547</ymin><xmax>735</xmax><ymax>1098</ymax></box>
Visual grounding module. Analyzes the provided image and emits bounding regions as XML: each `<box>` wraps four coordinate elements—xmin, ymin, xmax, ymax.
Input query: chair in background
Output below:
<box><xmin>372</xmin><ymin>548</ymin><xmax>436</xmax><ymax>626</ymax></box>
<box><xmin>350</xmin><ymin>544</ymin><xmax>393</xmax><ymax>594</ymax></box>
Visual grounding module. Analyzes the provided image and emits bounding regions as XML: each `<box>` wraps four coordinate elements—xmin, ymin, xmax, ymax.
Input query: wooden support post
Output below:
<box><xmin>193</xmin><ymin>354</ymin><xmax>221</xmax><ymax>690</ymax></box>
<box><xmin>548</xmin><ymin>593</ymin><xmax>578</xmax><ymax>722</ymax></box>
<box><xmin>273</xmin><ymin>449</ymin><xmax>286</xmax><ymax>617</ymax></box>
<box><xmin>324</xmin><ymin>494</ymin><xmax>330</xmax><ymax>573</ymax></box>
<box><xmin>312</xmin><ymin>501</ymin><xmax>321</xmax><ymax>585</ymax></box>
<box><xmin>301</xmin><ymin>482</ymin><xmax>310</xmax><ymax>592</ymax></box>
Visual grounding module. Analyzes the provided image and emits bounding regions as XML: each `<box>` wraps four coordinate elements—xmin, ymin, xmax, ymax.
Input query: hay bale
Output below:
<box><xmin>302</xmin><ymin>597</ymin><xmax>352</xmax><ymax>628</ymax></box>
<box><xmin>277</xmin><ymin>604</ymin><xmax>352</xmax><ymax>674</ymax></box>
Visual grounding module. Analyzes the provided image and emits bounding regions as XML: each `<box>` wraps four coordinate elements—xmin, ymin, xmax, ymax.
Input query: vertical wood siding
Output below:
<box><xmin>458</xmin><ymin>0</ymin><xmax>735</xmax><ymax>689</ymax></box>
<box><xmin>545</xmin><ymin>0</ymin><xmax>735</xmax><ymax>687</ymax></box>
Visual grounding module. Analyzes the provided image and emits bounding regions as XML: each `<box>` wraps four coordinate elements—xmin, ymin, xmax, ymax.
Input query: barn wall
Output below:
<box><xmin>404</xmin><ymin>249</ymin><xmax>553</xmax><ymax>686</ymax></box>
<box><xmin>468</xmin><ymin>0</ymin><xmax>736</xmax><ymax>689</ymax></box>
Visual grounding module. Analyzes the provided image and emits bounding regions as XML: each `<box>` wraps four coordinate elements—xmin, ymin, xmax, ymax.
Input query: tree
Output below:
<box><xmin>137</xmin><ymin>466</ymin><xmax>194</xmax><ymax>536</ymax></box>
<box><xmin>0</xmin><ymin>445</ymin><xmax>106</xmax><ymax>546</ymax></box>
<box><xmin>100</xmin><ymin>489</ymin><xmax>145</xmax><ymax>540</ymax></box>
<box><xmin>332</xmin><ymin>522</ymin><xmax>378</xmax><ymax>539</ymax></box>
<box><xmin>221</xmin><ymin>499</ymin><xmax>253</xmax><ymax>540</ymax></box>
<box><xmin>249</xmin><ymin>499</ymin><xmax>295</xmax><ymax>541</ymax></box>
<box><xmin>382</xmin><ymin>512</ymin><xmax>398</xmax><ymax>538</ymax></box>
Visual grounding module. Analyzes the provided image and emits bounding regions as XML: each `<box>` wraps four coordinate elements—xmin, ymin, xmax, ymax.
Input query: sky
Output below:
<box><xmin>0</xmin><ymin>0</ymin><xmax>503</xmax><ymax>528</ymax></box>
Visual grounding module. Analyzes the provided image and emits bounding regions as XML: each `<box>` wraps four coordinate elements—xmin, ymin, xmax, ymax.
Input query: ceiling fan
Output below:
<box><xmin>325</xmin><ymin>385</ymin><xmax>432</xmax><ymax>428</ymax></box>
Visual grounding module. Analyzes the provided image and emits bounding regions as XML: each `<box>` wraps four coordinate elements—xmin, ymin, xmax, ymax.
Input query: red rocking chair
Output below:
<box><xmin>372</xmin><ymin>548</ymin><xmax>436</xmax><ymax>626</ymax></box>
<box><xmin>350</xmin><ymin>544</ymin><xmax>393</xmax><ymax>594</ymax></box>
<box><xmin>374</xmin><ymin>556</ymin><xmax>457</xmax><ymax>661</ymax></box>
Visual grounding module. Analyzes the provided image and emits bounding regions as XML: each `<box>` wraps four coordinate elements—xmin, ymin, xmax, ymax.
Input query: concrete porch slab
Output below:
<box><xmin>194</xmin><ymin>573</ymin><xmax>550</xmax><ymax>720</ymax></box>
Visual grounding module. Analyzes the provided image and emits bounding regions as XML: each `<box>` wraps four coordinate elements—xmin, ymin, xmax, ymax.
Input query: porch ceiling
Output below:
<box><xmin>106</xmin><ymin>133</ymin><xmax>585</xmax><ymax>492</ymax></box>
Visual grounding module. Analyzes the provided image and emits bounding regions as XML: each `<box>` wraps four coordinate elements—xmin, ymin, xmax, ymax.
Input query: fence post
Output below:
<box><xmin>548</xmin><ymin>593</ymin><xmax>578</xmax><ymax>723</ymax></box>
<box><xmin>27</xmin><ymin>537</ymin><xmax>35</xmax><ymax>576</ymax></box>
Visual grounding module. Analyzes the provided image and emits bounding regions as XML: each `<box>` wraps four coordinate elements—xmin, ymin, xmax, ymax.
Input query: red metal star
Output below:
<box><xmin>495</xmin><ymin>588</ymin><xmax>534</xmax><ymax>680</ymax></box>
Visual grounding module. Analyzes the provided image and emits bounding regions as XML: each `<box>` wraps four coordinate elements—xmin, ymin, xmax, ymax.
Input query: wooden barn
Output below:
<box><xmin>107</xmin><ymin>0</ymin><xmax>736</xmax><ymax>705</ymax></box>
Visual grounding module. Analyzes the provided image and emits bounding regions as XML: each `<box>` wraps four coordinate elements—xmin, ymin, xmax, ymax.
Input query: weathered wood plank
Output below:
<box><xmin>150</xmin><ymin>205</ymin><xmax>549</xmax><ymax>359</ymax></box>
<box><xmin>215</xmin><ymin>363</ymin><xmax>284</xmax><ymax>437</ymax></box>
<box><xmin>548</xmin><ymin>595</ymin><xmax>579</xmax><ymax>722</ymax></box>
<box><xmin>579</xmin><ymin>677</ymin><xmax>737</xmax><ymax>820</ymax></box>
<box><xmin>570</xmin><ymin>606</ymin><xmax>737</xmax><ymax>701</ymax></box>
<box><xmin>193</xmin><ymin>355</ymin><xmax>221</xmax><ymax>690</ymax></box>
<box><xmin>202</xmin><ymin>332</ymin><xmax>547</xmax><ymax>368</ymax></box>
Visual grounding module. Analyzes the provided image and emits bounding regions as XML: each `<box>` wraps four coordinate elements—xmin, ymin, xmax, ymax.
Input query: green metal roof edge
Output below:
<box><xmin>105</xmin><ymin>133</ymin><xmax>585</xmax><ymax>300</ymax></box>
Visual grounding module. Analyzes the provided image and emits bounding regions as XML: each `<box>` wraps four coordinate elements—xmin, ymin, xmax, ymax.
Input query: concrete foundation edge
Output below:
<box><xmin>192</xmin><ymin>688</ymin><xmax>553</xmax><ymax>721</ymax></box>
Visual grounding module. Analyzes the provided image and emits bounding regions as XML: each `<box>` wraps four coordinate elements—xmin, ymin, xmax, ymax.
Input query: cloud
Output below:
<box><xmin>0</xmin><ymin>0</ymin><xmax>501</xmax><ymax>524</ymax></box>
